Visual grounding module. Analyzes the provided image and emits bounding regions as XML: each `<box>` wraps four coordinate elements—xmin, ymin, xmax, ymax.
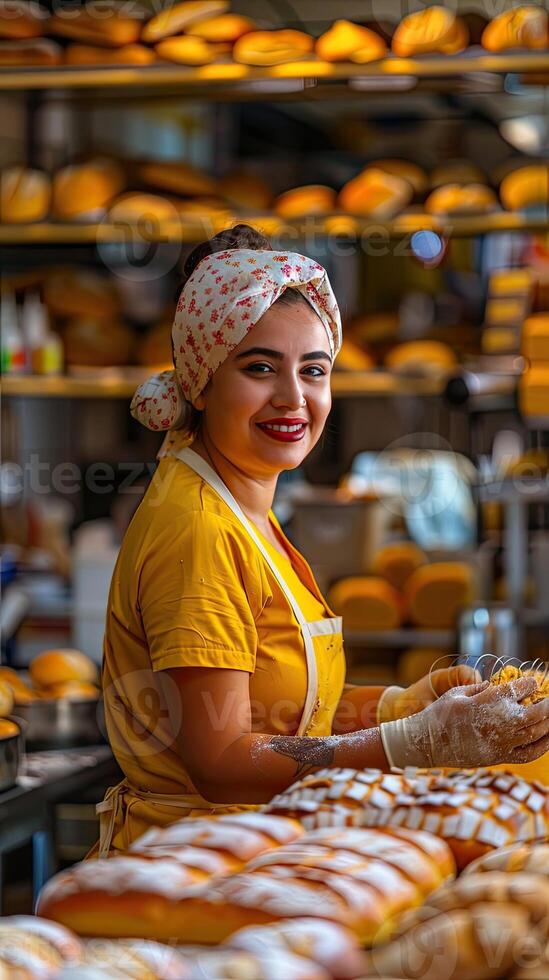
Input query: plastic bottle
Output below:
<box><xmin>21</xmin><ymin>292</ymin><xmax>64</xmax><ymax>375</ymax></box>
<box><xmin>1</xmin><ymin>292</ymin><xmax>25</xmax><ymax>374</ymax></box>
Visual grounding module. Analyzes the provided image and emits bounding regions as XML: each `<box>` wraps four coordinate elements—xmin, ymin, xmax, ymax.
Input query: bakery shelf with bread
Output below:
<box><xmin>0</xmin><ymin>649</ymin><xmax>100</xmax><ymax>704</ymax></box>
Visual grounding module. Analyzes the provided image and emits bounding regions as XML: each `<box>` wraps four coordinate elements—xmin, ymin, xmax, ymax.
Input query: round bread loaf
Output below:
<box><xmin>392</xmin><ymin>6</ymin><xmax>469</xmax><ymax>56</ymax></box>
<box><xmin>232</xmin><ymin>29</ymin><xmax>314</xmax><ymax>66</ymax></box>
<box><xmin>482</xmin><ymin>6</ymin><xmax>548</xmax><ymax>52</ymax></box>
<box><xmin>0</xmin><ymin>0</ymin><xmax>45</xmax><ymax>39</ymax></box>
<box><xmin>52</xmin><ymin>160</ymin><xmax>125</xmax><ymax>220</ymax></box>
<box><xmin>0</xmin><ymin>719</ymin><xmax>20</xmax><ymax>739</ymax></box>
<box><xmin>0</xmin><ymin>680</ymin><xmax>14</xmax><ymax>718</ymax></box>
<box><xmin>315</xmin><ymin>19</ymin><xmax>386</xmax><ymax>63</ymax></box>
<box><xmin>463</xmin><ymin>842</ymin><xmax>549</xmax><ymax>876</ymax></box>
<box><xmin>328</xmin><ymin>577</ymin><xmax>404</xmax><ymax>631</ymax></box>
<box><xmin>81</xmin><ymin>938</ymin><xmax>191</xmax><ymax>979</ymax></box>
<box><xmin>372</xmin><ymin>541</ymin><xmax>427</xmax><ymax>591</ymax></box>
<box><xmin>142</xmin><ymin>0</ymin><xmax>228</xmax><ymax>44</ymax></box>
<box><xmin>274</xmin><ymin>186</ymin><xmax>336</xmax><ymax>221</ymax></box>
<box><xmin>339</xmin><ymin>168</ymin><xmax>412</xmax><ymax>219</ymax></box>
<box><xmin>2</xmin><ymin>166</ymin><xmax>51</xmax><ymax>224</ymax></box>
<box><xmin>29</xmin><ymin>649</ymin><xmax>98</xmax><ymax>689</ymax></box>
<box><xmin>266</xmin><ymin>768</ymin><xmax>549</xmax><ymax>870</ymax></box>
<box><xmin>0</xmin><ymin>915</ymin><xmax>82</xmax><ymax>974</ymax></box>
<box><xmin>228</xmin><ymin>918</ymin><xmax>366</xmax><ymax>980</ymax></box>
<box><xmin>405</xmin><ymin>561</ymin><xmax>474</xmax><ymax>628</ymax></box>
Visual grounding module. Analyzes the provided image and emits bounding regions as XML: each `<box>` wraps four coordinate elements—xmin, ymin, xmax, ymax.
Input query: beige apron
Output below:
<box><xmin>96</xmin><ymin>447</ymin><xmax>342</xmax><ymax>857</ymax></box>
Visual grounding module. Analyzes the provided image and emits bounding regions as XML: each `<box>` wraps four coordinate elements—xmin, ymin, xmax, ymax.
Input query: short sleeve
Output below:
<box><xmin>139</xmin><ymin>511</ymin><xmax>261</xmax><ymax>673</ymax></box>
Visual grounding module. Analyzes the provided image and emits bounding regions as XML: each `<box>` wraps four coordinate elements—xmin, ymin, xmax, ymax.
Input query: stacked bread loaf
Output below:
<box><xmin>0</xmin><ymin>650</ymin><xmax>99</xmax><ymax>704</ymax></box>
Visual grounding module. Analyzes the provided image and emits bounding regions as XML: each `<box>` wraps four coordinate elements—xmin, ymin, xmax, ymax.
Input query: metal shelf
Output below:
<box><xmin>1</xmin><ymin>52</ymin><xmax>549</xmax><ymax>94</ymax></box>
<box><xmin>1</xmin><ymin>370</ymin><xmax>447</xmax><ymax>400</ymax></box>
<box><xmin>344</xmin><ymin>628</ymin><xmax>455</xmax><ymax>648</ymax></box>
<box><xmin>2</xmin><ymin>212</ymin><xmax>547</xmax><ymax>245</ymax></box>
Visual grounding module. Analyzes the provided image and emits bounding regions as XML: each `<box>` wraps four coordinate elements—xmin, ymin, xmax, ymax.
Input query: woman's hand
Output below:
<box><xmin>380</xmin><ymin>675</ymin><xmax>549</xmax><ymax>770</ymax></box>
<box><xmin>378</xmin><ymin>665</ymin><xmax>482</xmax><ymax>723</ymax></box>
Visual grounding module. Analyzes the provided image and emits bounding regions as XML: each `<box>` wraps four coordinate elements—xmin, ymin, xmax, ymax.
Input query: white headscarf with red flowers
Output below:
<box><xmin>130</xmin><ymin>248</ymin><xmax>342</xmax><ymax>457</ymax></box>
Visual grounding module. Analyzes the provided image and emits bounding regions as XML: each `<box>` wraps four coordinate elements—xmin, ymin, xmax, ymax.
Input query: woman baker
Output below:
<box><xmin>97</xmin><ymin>225</ymin><xmax>549</xmax><ymax>856</ymax></box>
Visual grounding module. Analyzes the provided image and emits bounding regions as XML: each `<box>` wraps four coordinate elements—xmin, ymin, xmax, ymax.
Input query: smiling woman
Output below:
<box><xmin>91</xmin><ymin>224</ymin><xmax>549</xmax><ymax>858</ymax></box>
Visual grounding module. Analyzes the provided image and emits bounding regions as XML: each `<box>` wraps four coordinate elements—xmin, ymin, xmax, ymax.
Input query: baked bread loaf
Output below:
<box><xmin>482</xmin><ymin>6</ymin><xmax>548</xmax><ymax>52</ymax></box>
<box><xmin>137</xmin><ymin>322</ymin><xmax>172</xmax><ymax>369</ymax></box>
<box><xmin>315</xmin><ymin>19</ymin><xmax>387</xmax><ymax>63</ymax></box>
<box><xmin>490</xmin><ymin>267</ymin><xmax>534</xmax><ymax>296</ymax></box>
<box><xmin>77</xmin><ymin>938</ymin><xmax>191</xmax><ymax>979</ymax></box>
<box><xmin>0</xmin><ymin>667</ymin><xmax>37</xmax><ymax>704</ymax></box>
<box><xmin>385</xmin><ymin>340</ymin><xmax>457</xmax><ymax>375</ymax></box>
<box><xmin>333</xmin><ymin>339</ymin><xmax>374</xmax><ymax>372</ymax></box>
<box><xmin>29</xmin><ymin>649</ymin><xmax>98</xmax><ymax>688</ymax></box>
<box><xmin>339</xmin><ymin>167</ymin><xmax>413</xmax><ymax>219</ymax></box>
<box><xmin>48</xmin><ymin>2</ymin><xmax>142</xmax><ymax>47</ymax></box>
<box><xmin>0</xmin><ymin>915</ymin><xmax>82</xmax><ymax>974</ymax></box>
<box><xmin>135</xmin><ymin>160</ymin><xmax>217</xmax><ymax>198</ymax></box>
<box><xmin>328</xmin><ymin>577</ymin><xmax>404</xmax><ymax>631</ymax></box>
<box><xmin>155</xmin><ymin>35</ymin><xmax>216</xmax><ymax>65</ymax></box>
<box><xmin>141</xmin><ymin>0</ymin><xmax>227</xmax><ymax>44</ymax></box>
<box><xmin>64</xmin><ymin>316</ymin><xmax>134</xmax><ymax>367</ymax></box>
<box><xmin>500</xmin><ymin>165</ymin><xmax>549</xmax><ymax>211</ymax></box>
<box><xmin>53</xmin><ymin>159</ymin><xmax>125</xmax><ymax>220</ymax></box>
<box><xmin>182</xmin><ymin>945</ymin><xmax>328</xmax><ymax>980</ymax></box>
<box><xmin>464</xmin><ymin>841</ymin><xmax>549</xmax><ymax>876</ymax></box>
<box><xmin>108</xmin><ymin>192</ymin><xmax>180</xmax><ymax>224</ymax></box>
<box><xmin>0</xmin><ymin>37</ymin><xmax>61</xmax><ymax>64</ymax></box>
<box><xmin>44</xmin><ymin>268</ymin><xmax>120</xmax><ymax>320</ymax></box>
<box><xmin>187</xmin><ymin>13</ymin><xmax>255</xmax><ymax>43</ymax></box>
<box><xmin>425</xmin><ymin>182</ymin><xmax>498</xmax><ymax>216</ymax></box>
<box><xmin>522</xmin><ymin>313</ymin><xmax>549</xmax><ymax>361</ymax></box>
<box><xmin>369</xmin><ymin>159</ymin><xmax>428</xmax><ymax>196</ymax></box>
<box><xmin>519</xmin><ymin>365</ymin><xmax>549</xmax><ymax>417</ymax></box>
<box><xmin>275</xmin><ymin>186</ymin><xmax>336</xmax><ymax>221</ymax></box>
<box><xmin>0</xmin><ymin>679</ymin><xmax>14</xmax><ymax>717</ymax></box>
<box><xmin>0</xmin><ymin>0</ymin><xmax>45</xmax><ymax>39</ymax></box>
<box><xmin>405</xmin><ymin>561</ymin><xmax>474</xmax><ymax>628</ymax></box>
<box><xmin>392</xmin><ymin>6</ymin><xmax>469</xmax><ymax>56</ymax></box>
<box><xmin>218</xmin><ymin>170</ymin><xmax>272</xmax><ymax>211</ymax></box>
<box><xmin>0</xmin><ymin>718</ymin><xmax>20</xmax><ymax>739</ymax></box>
<box><xmin>228</xmin><ymin>917</ymin><xmax>366</xmax><ymax>980</ymax></box>
<box><xmin>232</xmin><ymin>29</ymin><xmax>314</xmax><ymax>66</ymax></box>
<box><xmin>65</xmin><ymin>43</ymin><xmax>156</xmax><ymax>65</ymax></box>
<box><xmin>266</xmin><ymin>768</ymin><xmax>549</xmax><ymax>870</ymax></box>
<box><xmin>130</xmin><ymin>812</ymin><xmax>304</xmax><ymax>875</ymax></box>
<box><xmin>372</xmin><ymin>541</ymin><xmax>427</xmax><ymax>591</ymax></box>
<box><xmin>346</xmin><ymin>311</ymin><xmax>399</xmax><ymax>344</ymax></box>
<box><xmin>43</xmin><ymin>681</ymin><xmax>100</xmax><ymax>701</ymax></box>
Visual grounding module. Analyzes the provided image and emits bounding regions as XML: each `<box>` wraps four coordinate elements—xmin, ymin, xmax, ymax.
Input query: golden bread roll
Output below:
<box><xmin>0</xmin><ymin>0</ymin><xmax>45</xmax><ymax>39</ymax></box>
<box><xmin>464</xmin><ymin>842</ymin><xmax>549</xmax><ymax>876</ymax></box>
<box><xmin>53</xmin><ymin>159</ymin><xmax>125</xmax><ymax>220</ymax></box>
<box><xmin>218</xmin><ymin>170</ymin><xmax>272</xmax><ymax>211</ymax></box>
<box><xmin>430</xmin><ymin>159</ymin><xmax>486</xmax><ymax>188</ymax></box>
<box><xmin>372</xmin><ymin>541</ymin><xmax>427</xmax><ymax>591</ymax></box>
<box><xmin>333</xmin><ymin>338</ymin><xmax>374</xmax><ymax>372</ymax></box>
<box><xmin>137</xmin><ymin>322</ymin><xmax>172</xmax><ymax>369</ymax></box>
<box><xmin>385</xmin><ymin>340</ymin><xmax>457</xmax><ymax>375</ymax></box>
<box><xmin>0</xmin><ymin>680</ymin><xmax>14</xmax><ymax>718</ymax></box>
<box><xmin>491</xmin><ymin>664</ymin><xmax>549</xmax><ymax>704</ymax></box>
<box><xmin>44</xmin><ymin>268</ymin><xmax>120</xmax><ymax>319</ymax></box>
<box><xmin>0</xmin><ymin>667</ymin><xmax>36</xmax><ymax>704</ymax></box>
<box><xmin>485</xmin><ymin>296</ymin><xmax>526</xmax><ymax>325</ymax></box>
<box><xmin>187</xmin><ymin>13</ymin><xmax>255</xmax><ymax>43</ymax></box>
<box><xmin>500</xmin><ymin>165</ymin><xmax>549</xmax><ymax>210</ymax></box>
<box><xmin>392</xmin><ymin>6</ymin><xmax>469</xmax><ymax>56</ymax></box>
<box><xmin>328</xmin><ymin>576</ymin><xmax>404</xmax><ymax>631</ymax></box>
<box><xmin>0</xmin><ymin>718</ymin><xmax>19</xmax><ymax>739</ymax></box>
<box><xmin>522</xmin><ymin>312</ymin><xmax>549</xmax><ymax>361</ymax></box>
<box><xmin>346</xmin><ymin>311</ymin><xmax>399</xmax><ymax>344</ymax></box>
<box><xmin>274</xmin><ymin>185</ymin><xmax>336</xmax><ymax>221</ymax></box>
<box><xmin>233</xmin><ymin>29</ymin><xmax>314</xmax><ymax>66</ymax></box>
<box><xmin>108</xmin><ymin>192</ymin><xmax>180</xmax><ymax>224</ymax></box>
<box><xmin>155</xmin><ymin>34</ymin><xmax>216</xmax><ymax>65</ymax></box>
<box><xmin>136</xmin><ymin>159</ymin><xmax>217</xmax><ymax>198</ymax></box>
<box><xmin>369</xmin><ymin>159</ymin><xmax>428</xmax><ymax>195</ymax></box>
<box><xmin>397</xmin><ymin>648</ymin><xmax>449</xmax><ymax>686</ymax></box>
<box><xmin>0</xmin><ymin>916</ymin><xmax>82</xmax><ymax>975</ymax></box>
<box><xmin>482</xmin><ymin>6</ymin><xmax>548</xmax><ymax>52</ymax></box>
<box><xmin>1</xmin><ymin>166</ymin><xmax>51</xmax><ymax>224</ymax></box>
<box><xmin>64</xmin><ymin>316</ymin><xmax>134</xmax><ymax>367</ymax></box>
<box><xmin>0</xmin><ymin>37</ymin><xmax>61</xmax><ymax>63</ymax></box>
<box><xmin>29</xmin><ymin>649</ymin><xmax>98</xmax><ymax>688</ymax></box>
<box><xmin>47</xmin><ymin>2</ymin><xmax>142</xmax><ymax>47</ymax></box>
<box><xmin>489</xmin><ymin>267</ymin><xmax>534</xmax><ymax>296</ymax></box>
<box><xmin>339</xmin><ymin>167</ymin><xmax>413</xmax><ymax>219</ymax></box>
<box><xmin>64</xmin><ymin>43</ymin><xmax>156</xmax><ymax>65</ymax></box>
<box><xmin>130</xmin><ymin>812</ymin><xmax>304</xmax><ymax>876</ymax></box>
<box><xmin>415</xmin><ymin>870</ymin><xmax>549</xmax><ymax>927</ymax></box>
<box><xmin>43</xmin><ymin>681</ymin><xmax>100</xmax><ymax>701</ymax></box>
<box><xmin>366</xmin><ymin>902</ymin><xmax>532</xmax><ymax>980</ymax></box>
<box><xmin>425</xmin><ymin>182</ymin><xmax>498</xmax><ymax>216</ymax></box>
<box><xmin>266</xmin><ymin>767</ymin><xmax>549</xmax><ymax>871</ymax></box>
<box><xmin>76</xmin><ymin>938</ymin><xmax>190</xmax><ymax>979</ymax></box>
<box><xmin>405</xmin><ymin>561</ymin><xmax>474</xmax><ymax>628</ymax></box>
<box><xmin>519</xmin><ymin>365</ymin><xmax>549</xmax><ymax>417</ymax></box>
<box><xmin>315</xmin><ymin>19</ymin><xmax>387</xmax><ymax>63</ymax></box>
<box><xmin>229</xmin><ymin>917</ymin><xmax>367</xmax><ymax>980</ymax></box>
<box><xmin>142</xmin><ymin>0</ymin><xmax>227</xmax><ymax>44</ymax></box>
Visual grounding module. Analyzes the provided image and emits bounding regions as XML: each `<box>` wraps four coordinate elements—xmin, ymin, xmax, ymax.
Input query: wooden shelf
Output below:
<box><xmin>1</xmin><ymin>370</ymin><xmax>447</xmax><ymax>400</ymax></box>
<box><xmin>1</xmin><ymin>52</ymin><xmax>549</xmax><ymax>94</ymax></box>
<box><xmin>2</xmin><ymin>211</ymin><xmax>547</xmax><ymax>245</ymax></box>
<box><xmin>344</xmin><ymin>628</ymin><xmax>455</xmax><ymax>648</ymax></box>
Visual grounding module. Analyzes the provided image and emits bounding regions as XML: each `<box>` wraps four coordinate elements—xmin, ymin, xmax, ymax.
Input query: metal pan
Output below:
<box><xmin>0</xmin><ymin>730</ymin><xmax>22</xmax><ymax>792</ymax></box>
<box><xmin>13</xmin><ymin>698</ymin><xmax>105</xmax><ymax>751</ymax></box>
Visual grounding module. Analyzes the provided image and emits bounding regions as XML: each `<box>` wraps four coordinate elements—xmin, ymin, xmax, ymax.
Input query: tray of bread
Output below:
<box><xmin>0</xmin><ymin>649</ymin><xmax>104</xmax><ymax>751</ymax></box>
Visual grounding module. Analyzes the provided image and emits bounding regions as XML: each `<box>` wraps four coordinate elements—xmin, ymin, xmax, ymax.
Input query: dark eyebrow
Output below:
<box><xmin>234</xmin><ymin>346</ymin><xmax>332</xmax><ymax>363</ymax></box>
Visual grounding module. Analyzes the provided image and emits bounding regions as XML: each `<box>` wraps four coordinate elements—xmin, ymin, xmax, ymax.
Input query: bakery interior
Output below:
<box><xmin>2</xmin><ymin>0</ymin><xmax>549</xmax><ymax>975</ymax></box>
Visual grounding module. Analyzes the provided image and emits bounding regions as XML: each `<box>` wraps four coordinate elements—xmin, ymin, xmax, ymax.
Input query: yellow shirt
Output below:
<box><xmin>102</xmin><ymin>455</ymin><xmax>346</xmax><ymax>805</ymax></box>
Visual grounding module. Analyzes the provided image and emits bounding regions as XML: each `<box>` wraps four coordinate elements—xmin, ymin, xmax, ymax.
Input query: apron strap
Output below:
<box><xmin>176</xmin><ymin>447</ymin><xmax>324</xmax><ymax>736</ymax></box>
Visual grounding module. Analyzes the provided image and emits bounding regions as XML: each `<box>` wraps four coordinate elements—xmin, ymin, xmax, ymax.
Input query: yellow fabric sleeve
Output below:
<box><xmin>139</xmin><ymin>511</ymin><xmax>261</xmax><ymax>673</ymax></box>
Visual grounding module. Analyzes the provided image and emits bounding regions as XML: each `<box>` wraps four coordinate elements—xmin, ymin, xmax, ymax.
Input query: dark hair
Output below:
<box><xmin>175</xmin><ymin>224</ymin><xmax>310</xmax><ymax>436</ymax></box>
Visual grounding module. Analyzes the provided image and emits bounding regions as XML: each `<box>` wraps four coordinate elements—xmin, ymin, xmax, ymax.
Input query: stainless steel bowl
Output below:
<box><xmin>0</xmin><ymin>730</ymin><xmax>22</xmax><ymax>792</ymax></box>
<box><xmin>13</xmin><ymin>698</ymin><xmax>105</xmax><ymax>751</ymax></box>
